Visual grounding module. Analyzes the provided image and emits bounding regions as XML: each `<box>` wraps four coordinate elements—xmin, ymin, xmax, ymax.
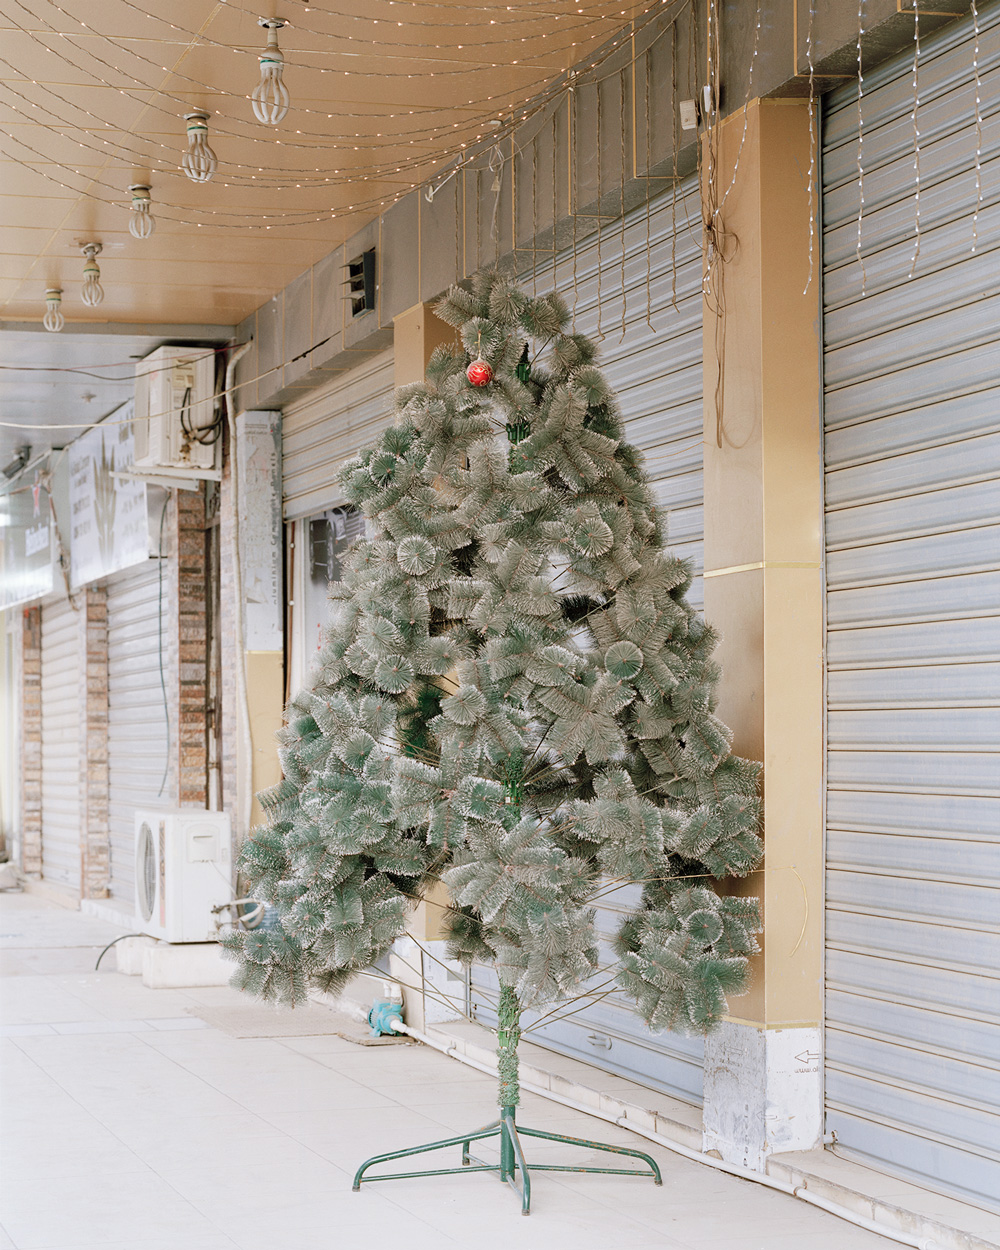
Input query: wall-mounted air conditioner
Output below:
<box><xmin>133</xmin><ymin>346</ymin><xmax>220</xmax><ymax>480</ymax></box>
<box><xmin>134</xmin><ymin>810</ymin><xmax>231</xmax><ymax>943</ymax></box>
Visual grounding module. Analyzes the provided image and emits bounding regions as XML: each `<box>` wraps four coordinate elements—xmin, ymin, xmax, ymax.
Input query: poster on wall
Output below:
<box><xmin>68</xmin><ymin>401</ymin><xmax>149</xmax><ymax>589</ymax></box>
<box><xmin>237</xmin><ymin>410</ymin><xmax>282</xmax><ymax>651</ymax></box>
<box><xmin>0</xmin><ymin>472</ymin><xmax>54</xmax><ymax>609</ymax></box>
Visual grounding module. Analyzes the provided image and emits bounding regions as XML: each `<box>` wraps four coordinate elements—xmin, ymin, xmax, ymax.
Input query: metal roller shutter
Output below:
<box><xmin>106</xmin><ymin>561</ymin><xmax>170</xmax><ymax>909</ymax></box>
<box><xmin>281</xmin><ymin>349</ymin><xmax>396</xmax><ymax>521</ymax></box>
<box><xmin>822</xmin><ymin>6</ymin><xmax>1000</xmax><ymax>1210</ymax></box>
<box><xmin>40</xmin><ymin>595</ymin><xmax>81</xmax><ymax>894</ymax></box>
<box><xmin>472</xmin><ymin>179</ymin><xmax>707</xmax><ymax>1105</ymax></box>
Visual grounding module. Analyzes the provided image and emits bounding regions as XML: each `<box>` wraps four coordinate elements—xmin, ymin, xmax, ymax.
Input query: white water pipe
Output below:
<box><xmin>224</xmin><ymin>342</ymin><xmax>254</xmax><ymax>845</ymax></box>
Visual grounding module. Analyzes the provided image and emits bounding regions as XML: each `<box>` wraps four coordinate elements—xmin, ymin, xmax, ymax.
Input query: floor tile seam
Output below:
<box><xmin>0</xmin><ymin>1047</ymin><xmax>160</xmax><ymax>1186</ymax></box>
<box><xmin>46</xmin><ymin>971</ymin><xmax>135</xmax><ymax>1023</ymax></box>
<box><xmin>7</xmin><ymin>1025</ymin><xmax>272</xmax><ymax>1193</ymax></box>
<box><xmin>129</xmin><ymin>1028</ymin><xmax>406</xmax><ymax>1157</ymax></box>
<box><xmin>130</xmin><ymin>1019</ymin><xmax>279</xmax><ymax>1113</ymax></box>
<box><xmin>0</xmin><ymin>1145</ymin><xmax>238</xmax><ymax>1244</ymax></box>
<box><xmin>69</xmin><ymin>1149</ymin><xmax>252</xmax><ymax>1247</ymax></box>
<box><xmin>8</xmin><ymin>1019</ymin><xmax>184</xmax><ymax>1036</ymax></box>
<box><xmin>273</xmin><ymin>1040</ymin><xmax>404</xmax><ymax>1092</ymax></box>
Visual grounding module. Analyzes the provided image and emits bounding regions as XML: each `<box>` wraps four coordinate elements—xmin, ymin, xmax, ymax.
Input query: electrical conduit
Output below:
<box><xmin>224</xmin><ymin>342</ymin><xmax>255</xmax><ymax>845</ymax></box>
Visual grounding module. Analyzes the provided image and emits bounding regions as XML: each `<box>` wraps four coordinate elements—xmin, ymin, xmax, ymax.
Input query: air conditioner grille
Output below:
<box><xmin>137</xmin><ymin>821</ymin><xmax>156</xmax><ymax>921</ymax></box>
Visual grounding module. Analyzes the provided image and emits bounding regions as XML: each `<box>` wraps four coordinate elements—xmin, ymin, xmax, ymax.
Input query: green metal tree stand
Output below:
<box><xmin>352</xmin><ymin>985</ymin><xmax>663</xmax><ymax>1214</ymax></box>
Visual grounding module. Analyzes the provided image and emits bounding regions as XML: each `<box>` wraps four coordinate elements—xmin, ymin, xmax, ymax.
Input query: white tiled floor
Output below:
<box><xmin>0</xmin><ymin>892</ymin><xmax>903</xmax><ymax>1250</ymax></box>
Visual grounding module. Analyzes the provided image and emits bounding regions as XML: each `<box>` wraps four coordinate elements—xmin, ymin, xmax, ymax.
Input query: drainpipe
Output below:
<box><xmin>224</xmin><ymin>343</ymin><xmax>254</xmax><ymax>846</ymax></box>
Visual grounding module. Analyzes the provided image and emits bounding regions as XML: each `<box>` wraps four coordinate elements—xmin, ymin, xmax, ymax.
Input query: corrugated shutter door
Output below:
<box><xmin>822</xmin><ymin>6</ymin><xmax>1000</xmax><ymax>1211</ymax></box>
<box><xmin>107</xmin><ymin>561</ymin><xmax>170</xmax><ymax>908</ymax></box>
<box><xmin>281</xmin><ymin>349</ymin><xmax>396</xmax><ymax>520</ymax></box>
<box><xmin>472</xmin><ymin>179</ymin><xmax>706</xmax><ymax>1105</ymax></box>
<box><xmin>40</xmin><ymin>595</ymin><xmax>81</xmax><ymax>893</ymax></box>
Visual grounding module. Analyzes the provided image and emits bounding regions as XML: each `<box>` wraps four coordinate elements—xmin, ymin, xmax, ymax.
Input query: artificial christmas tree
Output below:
<box><xmin>225</xmin><ymin>268</ymin><xmax>762</xmax><ymax>1212</ymax></box>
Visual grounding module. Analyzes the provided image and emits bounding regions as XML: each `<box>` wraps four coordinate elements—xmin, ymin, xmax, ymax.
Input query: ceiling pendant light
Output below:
<box><xmin>182</xmin><ymin>112</ymin><xmax>218</xmax><ymax>183</ymax></box>
<box><xmin>252</xmin><ymin>18</ymin><xmax>290</xmax><ymax>125</ymax></box>
<box><xmin>43</xmin><ymin>288</ymin><xmax>64</xmax><ymax>332</ymax></box>
<box><xmin>80</xmin><ymin>244</ymin><xmax>104</xmax><ymax>307</ymax></box>
<box><xmin>128</xmin><ymin>184</ymin><xmax>155</xmax><ymax>238</ymax></box>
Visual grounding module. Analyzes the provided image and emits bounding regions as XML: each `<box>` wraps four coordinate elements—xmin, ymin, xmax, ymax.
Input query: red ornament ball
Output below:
<box><xmin>466</xmin><ymin>358</ymin><xmax>493</xmax><ymax>387</ymax></box>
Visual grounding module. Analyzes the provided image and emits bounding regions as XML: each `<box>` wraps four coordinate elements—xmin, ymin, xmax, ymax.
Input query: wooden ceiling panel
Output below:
<box><xmin>0</xmin><ymin>31</ymin><xmax>146</xmax><ymax>91</ymax></box>
<box><xmin>2</xmin><ymin>122</ymin><xmax>141</xmax><ymax>169</ymax></box>
<box><xmin>0</xmin><ymin>193</ymin><xmax>74</xmax><ymax>229</ymax></box>
<box><xmin>1</xmin><ymin>0</ymin><xmax>652</xmax><ymax>327</ymax></box>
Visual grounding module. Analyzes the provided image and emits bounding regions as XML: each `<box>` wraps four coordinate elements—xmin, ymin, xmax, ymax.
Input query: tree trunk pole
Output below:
<box><xmin>497</xmin><ymin>982</ymin><xmax>521</xmax><ymax>1180</ymax></box>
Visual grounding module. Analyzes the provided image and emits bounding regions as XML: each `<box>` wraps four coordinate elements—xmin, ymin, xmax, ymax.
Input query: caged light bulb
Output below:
<box><xmin>43</xmin><ymin>288</ymin><xmax>64</xmax><ymax>333</ymax></box>
<box><xmin>80</xmin><ymin>244</ymin><xmax>104</xmax><ymax>308</ymax></box>
<box><xmin>128</xmin><ymin>184</ymin><xmax>155</xmax><ymax>238</ymax></box>
<box><xmin>252</xmin><ymin>18</ymin><xmax>290</xmax><ymax>125</ymax></box>
<box><xmin>182</xmin><ymin>112</ymin><xmax>218</xmax><ymax>183</ymax></box>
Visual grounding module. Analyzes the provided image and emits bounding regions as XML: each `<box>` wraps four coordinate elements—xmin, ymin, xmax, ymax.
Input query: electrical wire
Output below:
<box><xmin>0</xmin><ymin>1</ymin><xmax>678</xmax><ymax>224</ymax></box>
<box><xmin>178</xmin><ymin>383</ymin><xmax>224</xmax><ymax>447</ymax></box>
<box><xmin>94</xmin><ymin>931</ymin><xmax>147</xmax><ymax>970</ymax></box>
<box><xmin>3</xmin><ymin>0</ymin><xmax>647</xmax><ymax>149</ymax></box>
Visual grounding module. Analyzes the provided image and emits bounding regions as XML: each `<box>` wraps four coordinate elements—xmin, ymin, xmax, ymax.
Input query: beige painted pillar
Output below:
<box><xmin>245</xmin><ymin>652</ymin><xmax>284</xmax><ymax>827</ymax></box>
<box><xmin>393</xmin><ymin>301</ymin><xmax>458</xmax><ymax>393</ymax></box>
<box><xmin>227</xmin><ymin>412</ymin><xmax>284</xmax><ymax>837</ymax></box>
<box><xmin>699</xmin><ymin>99</ymin><xmax>825</xmax><ymax>1168</ymax></box>
<box><xmin>392</xmin><ymin>303</ymin><xmax>459</xmax><ymax>962</ymax></box>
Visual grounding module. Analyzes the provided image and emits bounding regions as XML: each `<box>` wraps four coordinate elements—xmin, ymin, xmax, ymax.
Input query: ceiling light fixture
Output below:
<box><xmin>128</xmin><ymin>183</ymin><xmax>155</xmax><ymax>238</ymax></box>
<box><xmin>43</xmin><ymin>288</ymin><xmax>65</xmax><ymax>332</ymax></box>
<box><xmin>182</xmin><ymin>112</ymin><xmax>218</xmax><ymax>182</ymax></box>
<box><xmin>253</xmin><ymin>19</ymin><xmax>290</xmax><ymax>125</ymax></box>
<box><xmin>80</xmin><ymin>244</ymin><xmax>104</xmax><ymax>307</ymax></box>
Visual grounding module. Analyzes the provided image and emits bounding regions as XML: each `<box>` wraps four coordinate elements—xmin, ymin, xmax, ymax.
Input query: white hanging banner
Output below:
<box><xmin>0</xmin><ymin>473</ymin><xmax>54</xmax><ymax>609</ymax></box>
<box><xmin>69</xmin><ymin>402</ymin><xmax>149</xmax><ymax>589</ymax></box>
<box><xmin>237</xmin><ymin>410</ymin><xmax>283</xmax><ymax>651</ymax></box>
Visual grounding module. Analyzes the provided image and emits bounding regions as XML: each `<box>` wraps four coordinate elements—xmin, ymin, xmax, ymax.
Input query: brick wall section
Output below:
<box><xmin>174</xmin><ymin>487</ymin><xmax>209</xmax><ymax>807</ymax></box>
<box><xmin>79</xmin><ymin>586</ymin><xmax>109</xmax><ymax>898</ymax></box>
<box><xmin>19</xmin><ymin>605</ymin><xmax>42</xmax><ymax>876</ymax></box>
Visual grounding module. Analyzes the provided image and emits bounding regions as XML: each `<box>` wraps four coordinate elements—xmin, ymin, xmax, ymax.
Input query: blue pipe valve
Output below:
<box><xmin>368</xmin><ymin>998</ymin><xmax>404</xmax><ymax>1038</ymax></box>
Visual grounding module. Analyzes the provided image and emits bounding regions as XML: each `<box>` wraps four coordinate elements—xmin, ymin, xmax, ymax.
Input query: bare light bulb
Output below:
<box><xmin>80</xmin><ymin>244</ymin><xmax>104</xmax><ymax>307</ymax></box>
<box><xmin>182</xmin><ymin>112</ymin><xmax>218</xmax><ymax>183</ymax></box>
<box><xmin>43</xmin><ymin>288</ymin><xmax>64</xmax><ymax>332</ymax></box>
<box><xmin>128</xmin><ymin>184</ymin><xmax>155</xmax><ymax>238</ymax></box>
<box><xmin>252</xmin><ymin>19</ymin><xmax>290</xmax><ymax>125</ymax></box>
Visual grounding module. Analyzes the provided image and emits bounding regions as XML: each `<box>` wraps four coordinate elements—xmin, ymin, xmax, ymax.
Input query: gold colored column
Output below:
<box><xmin>393</xmin><ymin>301</ymin><xmax>458</xmax><ymax>393</ymax></box>
<box><xmin>702</xmin><ymin>99</ymin><xmax>824</xmax><ymax>1032</ymax></box>
<box><xmin>393</xmin><ymin>302</ymin><xmax>458</xmax><ymax>943</ymax></box>
<box><xmin>246</xmin><ymin>651</ymin><xmax>284</xmax><ymax>827</ymax></box>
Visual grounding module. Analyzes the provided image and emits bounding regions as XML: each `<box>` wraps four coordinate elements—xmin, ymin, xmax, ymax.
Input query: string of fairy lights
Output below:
<box><xmin>908</xmin><ymin>0</ymin><xmax>923</xmax><ymax>278</ymax></box>
<box><xmin>0</xmin><ymin>0</ymin><xmax>992</xmax><ymax>338</ymax></box>
<box><xmin>1</xmin><ymin>0</ymin><xmax>688</xmax><ymax>332</ymax></box>
<box><xmin>4</xmin><ymin>1</ymin><xmax>637</xmax><ymax>158</ymax></box>
<box><xmin>803</xmin><ymin>0</ymin><xmax>817</xmax><ymax>297</ymax></box>
<box><xmin>0</xmin><ymin>3</ymin><xmax>671</xmax><ymax>207</ymax></box>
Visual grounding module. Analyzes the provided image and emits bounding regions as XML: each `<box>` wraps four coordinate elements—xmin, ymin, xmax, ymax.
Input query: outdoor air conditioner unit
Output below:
<box><xmin>134</xmin><ymin>810</ymin><xmax>231</xmax><ymax>943</ymax></box>
<box><xmin>133</xmin><ymin>345</ymin><xmax>220</xmax><ymax>479</ymax></box>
